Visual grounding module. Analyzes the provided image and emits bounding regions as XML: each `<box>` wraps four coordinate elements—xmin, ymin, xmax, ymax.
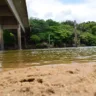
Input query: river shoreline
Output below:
<box><xmin>0</xmin><ymin>63</ymin><xmax>96</xmax><ymax>96</ymax></box>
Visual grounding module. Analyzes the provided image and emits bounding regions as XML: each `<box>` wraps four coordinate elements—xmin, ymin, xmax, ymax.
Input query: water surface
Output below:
<box><xmin>0</xmin><ymin>47</ymin><xmax>96</xmax><ymax>71</ymax></box>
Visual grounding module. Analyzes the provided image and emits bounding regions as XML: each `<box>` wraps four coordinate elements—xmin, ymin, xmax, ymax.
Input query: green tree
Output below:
<box><xmin>92</xmin><ymin>26</ymin><xmax>96</xmax><ymax>35</ymax></box>
<box><xmin>80</xmin><ymin>32</ymin><xmax>96</xmax><ymax>46</ymax></box>
<box><xmin>30</xmin><ymin>35</ymin><xmax>41</xmax><ymax>43</ymax></box>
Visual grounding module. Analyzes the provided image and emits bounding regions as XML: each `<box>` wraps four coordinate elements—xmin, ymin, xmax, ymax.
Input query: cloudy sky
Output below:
<box><xmin>26</xmin><ymin>0</ymin><xmax>96</xmax><ymax>23</ymax></box>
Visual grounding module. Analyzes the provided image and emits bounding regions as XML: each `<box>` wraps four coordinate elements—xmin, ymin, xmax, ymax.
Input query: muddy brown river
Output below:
<box><xmin>0</xmin><ymin>47</ymin><xmax>96</xmax><ymax>71</ymax></box>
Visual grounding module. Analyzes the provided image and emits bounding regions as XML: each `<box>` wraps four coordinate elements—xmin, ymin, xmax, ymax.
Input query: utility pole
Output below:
<box><xmin>74</xmin><ymin>20</ymin><xmax>77</xmax><ymax>47</ymax></box>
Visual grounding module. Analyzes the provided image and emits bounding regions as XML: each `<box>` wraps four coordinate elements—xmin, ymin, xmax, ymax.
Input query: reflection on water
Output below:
<box><xmin>0</xmin><ymin>47</ymin><xmax>96</xmax><ymax>70</ymax></box>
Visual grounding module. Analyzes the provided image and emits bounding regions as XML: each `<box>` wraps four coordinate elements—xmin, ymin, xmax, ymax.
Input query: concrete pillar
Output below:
<box><xmin>17</xmin><ymin>25</ymin><xmax>22</xmax><ymax>50</ymax></box>
<box><xmin>0</xmin><ymin>25</ymin><xmax>4</xmax><ymax>50</ymax></box>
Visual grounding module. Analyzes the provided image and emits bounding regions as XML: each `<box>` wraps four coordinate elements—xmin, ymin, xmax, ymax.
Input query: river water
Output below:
<box><xmin>0</xmin><ymin>47</ymin><xmax>96</xmax><ymax>71</ymax></box>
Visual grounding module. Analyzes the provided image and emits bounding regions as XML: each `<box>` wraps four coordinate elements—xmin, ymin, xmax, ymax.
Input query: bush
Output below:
<box><xmin>36</xmin><ymin>42</ymin><xmax>48</xmax><ymax>48</ymax></box>
<box><xmin>30</xmin><ymin>35</ymin><xmax>40</xmax><ymax>43</ymax></box>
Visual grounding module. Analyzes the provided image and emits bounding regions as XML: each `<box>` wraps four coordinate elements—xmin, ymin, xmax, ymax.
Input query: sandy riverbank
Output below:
<box><xmin>0</xmin><ymin>63</ymin><xmax>96</xmax><ymax>96</ymax></box>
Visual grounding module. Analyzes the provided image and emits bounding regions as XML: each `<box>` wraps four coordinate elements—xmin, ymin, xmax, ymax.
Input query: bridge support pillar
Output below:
<box><xmin>0</xmin><ymin>25</ymin><xmax>4</xmax><ymax>50</ymax></box>
<box><xmin>17</xmin><ymin>25</ymin><xmax>22</xmax><ymax>50</ymax></box>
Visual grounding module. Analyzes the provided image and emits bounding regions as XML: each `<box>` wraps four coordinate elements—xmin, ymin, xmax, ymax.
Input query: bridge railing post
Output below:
<box><xmin>0</xmin><ymin>25</ymin><xmax>4</xmax><ymax>50</ymax></box>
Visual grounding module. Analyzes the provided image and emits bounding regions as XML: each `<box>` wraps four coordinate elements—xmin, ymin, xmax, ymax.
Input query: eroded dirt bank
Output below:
<box><xmin>0</xmin><ymin>63</ymin><xmax>96</xmax><ymax>96</ymax></box>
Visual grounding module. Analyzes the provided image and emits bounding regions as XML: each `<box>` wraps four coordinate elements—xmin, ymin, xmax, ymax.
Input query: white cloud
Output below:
<box><xmin>26</xmin><ymin>0</ymin><xmax>96</xmax><ymax>23</ymax></box>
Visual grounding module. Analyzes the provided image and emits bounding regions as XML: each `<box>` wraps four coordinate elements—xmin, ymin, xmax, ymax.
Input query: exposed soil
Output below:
<box><xmin>0</xmin><ymin>63</ymin><xmax>96</xmax><ymax>96</ymax></box>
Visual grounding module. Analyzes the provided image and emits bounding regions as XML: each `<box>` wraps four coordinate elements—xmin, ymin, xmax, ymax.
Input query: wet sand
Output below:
<box><xmin>0</xmin><ymin>63</ymin><xmax>96</xmax><ymax>96</ymax></box>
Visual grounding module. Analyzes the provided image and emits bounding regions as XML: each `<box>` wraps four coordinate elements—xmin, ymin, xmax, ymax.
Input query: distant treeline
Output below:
<box><xmin>4</xmin><ymin>18</ymin><xmax>96</xmax><ymax>49</ymax></box>
<box><xmin>28</xmin><ymin>18</ymin><xmax>96</xmax><ymax>48</ymax></box>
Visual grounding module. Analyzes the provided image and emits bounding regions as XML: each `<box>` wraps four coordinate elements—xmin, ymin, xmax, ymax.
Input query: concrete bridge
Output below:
<box><xmin>0</xmin><ymin>0</ymin><xmax>29</xmax><ymax>50</ymax></box>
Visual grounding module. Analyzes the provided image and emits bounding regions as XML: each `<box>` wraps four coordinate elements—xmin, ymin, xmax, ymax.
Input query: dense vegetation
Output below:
<box><xmin>29</xmin><ymin>18</ymin><xmax>96</xmax><ymax>48</ymax></box>
<box><xmin>4</xmin><ymin>18</ymin><xmax>96</xmax><ymax>49</ymax></box>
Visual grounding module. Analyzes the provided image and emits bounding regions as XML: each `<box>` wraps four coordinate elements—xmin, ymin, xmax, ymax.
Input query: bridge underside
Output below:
<box><xmin>0</xmin><ymin>0</ymin><xmax>29</xmax><ymax>50</ymax></box>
